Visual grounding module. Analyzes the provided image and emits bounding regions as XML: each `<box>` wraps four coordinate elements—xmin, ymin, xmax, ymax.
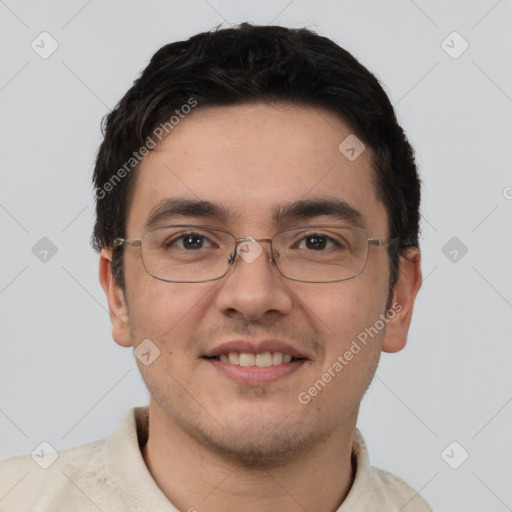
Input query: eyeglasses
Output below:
<box><xmin>113</xmin><ymin>224</ymin><xmax>396</xmax><ymax>284</ymax></box>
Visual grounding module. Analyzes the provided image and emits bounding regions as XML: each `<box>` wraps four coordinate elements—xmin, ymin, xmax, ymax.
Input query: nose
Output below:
<box><xmin>214</xmin><ymin>238</ymin><xmax>293</xmax><ymax>322</ymax></box>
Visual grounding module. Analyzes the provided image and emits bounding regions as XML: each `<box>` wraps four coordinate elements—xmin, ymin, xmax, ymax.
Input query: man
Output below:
<box><xmin>0</xmin><ymin>23</ymin><xmax>429</xmax><ymax>511</ymax></box>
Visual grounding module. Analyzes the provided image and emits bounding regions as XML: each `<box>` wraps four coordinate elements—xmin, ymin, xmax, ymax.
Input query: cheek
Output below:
<box><xmin>126</xmin><ymin>279</ymin><xmax>214</xmax><ymax>400</ymax></box>
<box><xmin>299</xmin><ymin>273</ymin><xmax>388</xmax><ymax>344</ymax></box>
<box><xmin>297</xmin><ymin>281</ymin><xmax>387</xmax><ymax>414</ymax></box>
<box><xmin>124</xmin><ymin>255</ymin><xmax>215</xmax><ymax>345</ymax></box>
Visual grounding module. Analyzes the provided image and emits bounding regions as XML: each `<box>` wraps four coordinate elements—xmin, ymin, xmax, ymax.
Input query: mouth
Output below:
<box><xmin>203</xmin><ymin>351</ymin><xmax>308</xmax><ymax>386</ymax></box>
<box><xmin>204</xmin><ymin>351</ymin><xmax>303</xmax><ymax>367</ymax></box>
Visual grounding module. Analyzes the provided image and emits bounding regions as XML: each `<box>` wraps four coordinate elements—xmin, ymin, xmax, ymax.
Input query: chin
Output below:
<box><xmin>193</xmin><ymin>422</ymin><xmax>330</xmax><ymax>470</ymax></box>
<box><xmin>181</xmin><ymin>406</ymin><xmax>336</xmax><ymax>470</ymax></box>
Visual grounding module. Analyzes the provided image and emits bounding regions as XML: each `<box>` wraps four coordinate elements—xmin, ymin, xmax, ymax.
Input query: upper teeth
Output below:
<box><xmin>219</xmin><ymin>352</ymin><xmax>293</xmax><ymax>366</ymax></box>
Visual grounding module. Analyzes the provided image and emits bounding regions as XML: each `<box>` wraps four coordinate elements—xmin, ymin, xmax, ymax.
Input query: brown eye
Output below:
<box><xmin>296</xmin><ymin>234</ymin><xmax>340</xmax><ymax>251</ymax></box>
<box><xmin>165</xmin><ymin>232</ymin><xmax>213</xmax><ymax>250</ymax></box>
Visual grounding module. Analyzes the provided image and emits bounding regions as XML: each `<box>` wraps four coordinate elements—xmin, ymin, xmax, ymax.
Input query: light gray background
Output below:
<box><xmin>1</xmin><ymin>1</ymin><xmax>511</xmax><ymax>510</ymax></box>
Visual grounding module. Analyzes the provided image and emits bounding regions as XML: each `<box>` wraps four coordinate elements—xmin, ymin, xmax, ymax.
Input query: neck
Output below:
<box><xmin>141</xmin><ymin>400</ymin><xmax>356</xmax><ymax>512</ymax></box>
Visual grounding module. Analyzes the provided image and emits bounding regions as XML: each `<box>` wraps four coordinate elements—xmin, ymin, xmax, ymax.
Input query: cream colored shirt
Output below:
<box><xmin>0</xmin><ymin>407</ymin><xmax>432</xmax><ymax>511</ymax></box>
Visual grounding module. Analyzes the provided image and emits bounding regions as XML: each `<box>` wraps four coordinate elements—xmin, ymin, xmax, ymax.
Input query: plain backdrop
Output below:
<box><xmin>1</xmin><ymin>1</ymin><xmax>511</xmax><ymax>511</ymax></box>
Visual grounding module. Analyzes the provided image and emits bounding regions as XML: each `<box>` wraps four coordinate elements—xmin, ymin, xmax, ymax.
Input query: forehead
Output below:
<box><xmin>127</xmin><ymin>103</ymin><xmax>387</xmax><ymax>236</ymax></box>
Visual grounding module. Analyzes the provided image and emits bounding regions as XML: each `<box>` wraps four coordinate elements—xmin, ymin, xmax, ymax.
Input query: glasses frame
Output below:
<box><xmin>113</xmin><ymin>224</ymin><xmax>398</xmax><ymax>284</ymax></box>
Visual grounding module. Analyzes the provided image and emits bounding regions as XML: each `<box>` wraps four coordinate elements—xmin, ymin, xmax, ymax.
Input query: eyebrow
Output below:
<box><xmin>144</xmin><ymin>197</ymin><xmax>366</xmax><ymax>231</ymax></box>
<box><xmin>272</xmin><ymin>198</ymin><xmax>366</xmax><ymax>230</ymax></box>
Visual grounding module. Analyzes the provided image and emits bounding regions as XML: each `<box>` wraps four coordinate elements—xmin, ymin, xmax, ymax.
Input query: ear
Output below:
<box><xmin>99</xmin><ymin>248</ymin><xmax>132</xmax><ymax>348</ymax></box>
<box><xmin>381</xmin><ymin>247</ymin><xmax>422</xmax><ymax>353</ymax></box>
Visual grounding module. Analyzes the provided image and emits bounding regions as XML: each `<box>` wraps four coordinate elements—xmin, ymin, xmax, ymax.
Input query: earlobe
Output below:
<box><xmin>99</xmin><ymin>248</ymin><xmax>132</xmax><ymax>348</ymax></box>
<box><xmin>381</xmin><ymin>248</ymin><xmax>422</xmax><ymax>353</ymax></box>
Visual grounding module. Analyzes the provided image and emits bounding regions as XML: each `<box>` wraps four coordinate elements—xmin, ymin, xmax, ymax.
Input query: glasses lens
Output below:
<box><xmin>140</xmin><ymin>226</ymin><xmax>235</xmax><ymax>282</ymax></box>
<box><xmin>273</xmin><ymin>226</ymin><xmax>370</xmax><ymax>282</ymax></box>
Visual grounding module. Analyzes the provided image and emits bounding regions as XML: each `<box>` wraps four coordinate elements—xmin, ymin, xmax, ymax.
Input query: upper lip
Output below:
<box><xmin>203</xmin><ymin>339</ymin><xmax>309</xmax><ymax>359</ymax></box>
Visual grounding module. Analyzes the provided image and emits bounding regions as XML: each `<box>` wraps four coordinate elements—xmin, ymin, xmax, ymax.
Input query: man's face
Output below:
<box><xmin>107</xmin><ymin>103</ymin><xmax>404</xmax><ymax>466</ymax></box>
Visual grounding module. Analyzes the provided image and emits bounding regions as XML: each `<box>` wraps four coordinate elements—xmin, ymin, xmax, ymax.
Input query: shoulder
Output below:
<box><xmin>0</xmin><ymin>408</ymin><xmax>146</xmax><ymax>511</ymax></box>
<box><xmin>368</xmin><ymin>465</ymin><xmax>433</xmax><ymax>511</ymax></box>
<box><xmin>0</xmin><ymin>439</ymin><xmax>117</xmax><ymax>511</ymax></box>
<box><xmin>341</xmin><ymin>429</ymin><xmax>433</xmax><ymax>512</ymax></box>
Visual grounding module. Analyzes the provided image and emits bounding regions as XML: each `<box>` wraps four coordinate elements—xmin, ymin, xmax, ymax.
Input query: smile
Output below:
<box><xmin>214</xmin><ymin>351</ymin><xmax>294</xmax><ymax>366</ymax></box>
<box><xmin>203</xmin><ymin>351</ymin><xmax>307</xmax><ymax>385</ymax></box>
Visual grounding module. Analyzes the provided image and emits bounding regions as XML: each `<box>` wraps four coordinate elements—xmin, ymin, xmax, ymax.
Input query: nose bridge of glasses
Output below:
<box><xmin>235</xmin><ymin>237</ymin><xmax>273</xmax><ymax>244</ymax></box>
<box><xmin>231</xmin><ymin>236</ymin><xmax>276</xmax><ymax>265</ymax></box>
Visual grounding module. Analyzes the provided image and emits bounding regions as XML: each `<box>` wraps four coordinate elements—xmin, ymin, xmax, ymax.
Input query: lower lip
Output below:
<box><xmin>204</xmin><ymin>358</ymin><xmax>306</xmax><ymax>385</ymax></box>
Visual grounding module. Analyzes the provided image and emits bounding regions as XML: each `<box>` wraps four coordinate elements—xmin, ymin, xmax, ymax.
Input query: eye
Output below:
<box><xmin>296</xmin><ymin>234</ymin><xmax>340</xmax><ymax>251</ymax></box>
<box><xmin>165</xmin><ymin>232</ymin><xmax>215</xmax><ymax>250</ymax></box>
